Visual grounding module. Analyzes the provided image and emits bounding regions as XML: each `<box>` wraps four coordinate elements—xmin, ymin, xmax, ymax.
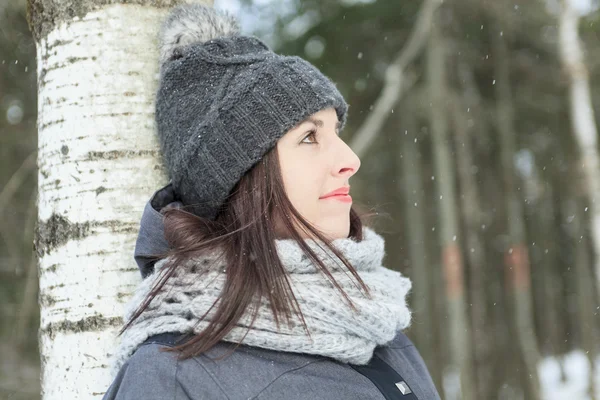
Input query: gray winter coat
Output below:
<box><xmin>101</xmin><ymin>184</ymin><xmax>441</xmax><ymax>400</ymax></box>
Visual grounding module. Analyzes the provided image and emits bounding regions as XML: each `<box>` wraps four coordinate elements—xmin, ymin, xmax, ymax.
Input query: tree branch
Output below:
<box><xmin>349</xmin><ymin>0</ymin><xmax>442</xmax><ymax>158</ymax></box>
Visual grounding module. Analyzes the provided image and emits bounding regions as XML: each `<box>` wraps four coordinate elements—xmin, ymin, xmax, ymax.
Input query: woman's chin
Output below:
<box><xmin>316</xmin><ymin>223</ymin><xmax>350</xmax><ymax>241</ymax></box>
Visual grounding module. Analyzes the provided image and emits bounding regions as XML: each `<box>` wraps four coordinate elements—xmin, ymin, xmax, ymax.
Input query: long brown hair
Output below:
<box><xmin>119</xmin><ymin>144</ymin><xmax>380</xmax><ymax>361</ymax></box>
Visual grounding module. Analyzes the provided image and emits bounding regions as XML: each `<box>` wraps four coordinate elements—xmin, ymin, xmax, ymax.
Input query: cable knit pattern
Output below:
<box><xmin>109</xmin><ymin>226</ymin><xmax>412</xmax><ymax>376</ymax></box>
<box><xmin>155</xmin><ymin>4</ymin><xmax>349</xmax><ymax>220</ymax></box>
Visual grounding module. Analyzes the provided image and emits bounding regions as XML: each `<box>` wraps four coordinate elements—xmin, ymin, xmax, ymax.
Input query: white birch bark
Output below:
<box><xmin>558</xmin><ymin>0</ymin><xmax>600</xmax><ymax>304</ymax></box>
<box><xmin>31</xmin><ymin>2</ymin><xmax>209</xmax><ymax>398</ymax></box>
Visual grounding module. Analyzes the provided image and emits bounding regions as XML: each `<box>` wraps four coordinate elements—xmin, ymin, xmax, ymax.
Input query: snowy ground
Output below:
<box><xmin>442</xmin><ymin>349</ymin><xmax>598</xmax><ymax>400</ymax></box>
<box><xmin>539</xmin><ymin>349</ymin><xmax>598</xmax><ymax>400</ymax></box>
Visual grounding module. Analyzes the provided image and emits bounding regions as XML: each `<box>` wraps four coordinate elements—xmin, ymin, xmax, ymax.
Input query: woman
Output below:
<box><xmin>102</xmin><ymin>4</ymin><xmax>441</xmax><ymax>400</ymax></box>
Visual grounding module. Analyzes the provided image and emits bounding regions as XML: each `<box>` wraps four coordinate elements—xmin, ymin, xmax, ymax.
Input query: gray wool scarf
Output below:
<box><xmin>109</xmin><ymin>226</ymin><xmax>412</xmax><ymax>376</ymax></box>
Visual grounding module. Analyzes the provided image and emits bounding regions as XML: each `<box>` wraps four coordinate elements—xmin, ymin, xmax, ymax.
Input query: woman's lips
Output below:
<box><xmin>321</xmin><ymin>194</ymin><xmax>352</xmax><ymax>203</ymax></box>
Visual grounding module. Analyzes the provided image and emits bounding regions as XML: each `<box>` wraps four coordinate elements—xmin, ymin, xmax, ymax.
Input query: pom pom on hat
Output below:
<box><xmin>158</xmin><ymin>3</ymin><xmax>240</xmax><ymax>65</ymax></box>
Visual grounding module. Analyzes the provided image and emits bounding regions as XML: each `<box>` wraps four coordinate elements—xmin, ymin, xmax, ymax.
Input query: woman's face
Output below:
<box><xmin>276</xmin><ymin>107</ymin><xmax>361</xmax><ymax>240</ymax></box>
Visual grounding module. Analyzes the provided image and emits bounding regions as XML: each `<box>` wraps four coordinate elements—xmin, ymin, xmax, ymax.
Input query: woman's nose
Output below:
<box><xmin>335</xmin><ymin>140</ymin><xmax>361</xmax><ymax>178</ymax></box>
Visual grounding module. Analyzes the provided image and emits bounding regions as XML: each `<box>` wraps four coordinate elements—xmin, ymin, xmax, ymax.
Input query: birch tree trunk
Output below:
<box><xmin>427</xmin><ymin>15</ymin><xmax>476</xmax><ymax>400</ymax></box>
<box><xmin>492</xmin><ymin>28</ymin><xmax>541</xmax><ymax>400</ymax></box>
<box><xmin>27</xmin><ymin>1</ymin><xmax>209</xmax><ymax>398</ymax></box>
<box><xmin>558</xmin><ymin>0</ymin><xmax>600</xmax><ymax>305</ymax></box>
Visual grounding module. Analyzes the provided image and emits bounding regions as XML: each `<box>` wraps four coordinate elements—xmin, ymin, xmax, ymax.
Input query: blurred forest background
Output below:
<box><xmin>2</xmin><ymin>0</ymin><xmax>600</xmax><ymax>399</ymax></box>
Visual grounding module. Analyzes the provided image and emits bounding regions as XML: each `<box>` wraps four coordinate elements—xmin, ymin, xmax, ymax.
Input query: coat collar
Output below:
<box><xmin>134</xmin><ymin>183</ymin><xmax>183</xmax><ymax>278</ymax></box>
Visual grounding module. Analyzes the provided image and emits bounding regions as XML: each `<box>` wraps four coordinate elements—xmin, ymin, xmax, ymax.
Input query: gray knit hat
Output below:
<box><xmin>155</xmin><ymin>4</ymin><xmax>348</xmax><ymax>220</ymax></box>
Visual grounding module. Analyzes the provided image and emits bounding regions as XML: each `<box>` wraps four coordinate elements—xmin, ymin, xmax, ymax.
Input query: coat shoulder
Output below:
<box><xmin>385</xmin><ymin>330</ymin><xmax>416</xmax><ymax>349</ymax></box>
<box><xmin>102</xmin><ymin>344</ymin><xmax>179</xmax><ymax>400</ymax></box>
<box><xmin>375</xmin><ymin>331</ymin><xmax>442</xmax><ymax>400</ymax></box>
<box><xmin>102</xmin><ymin>343</ymin><xmax>228</xmax><ymax>400</ymax></box>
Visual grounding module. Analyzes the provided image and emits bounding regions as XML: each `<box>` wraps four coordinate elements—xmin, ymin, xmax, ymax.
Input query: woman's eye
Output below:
<box><xmin>301</xmin><ymin>130</ymin><xmax>318</xmax><ymax>144</ymax></box>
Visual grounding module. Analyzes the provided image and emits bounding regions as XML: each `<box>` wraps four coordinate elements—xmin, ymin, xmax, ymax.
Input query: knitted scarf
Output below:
<box><xmin>110</xmin><ymin>226</ymin><xmax>412</xmax><ymax>375</ymax></box>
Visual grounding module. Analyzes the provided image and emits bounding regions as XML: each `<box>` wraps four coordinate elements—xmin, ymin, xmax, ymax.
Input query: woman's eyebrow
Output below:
<box><xmin>305</xmin><ymin>118</ymin><xmax>323</xmax><ymax>128</ymax></box>
<box><xmin>304</xmin><ymin>118</ymin><xmax>341</xmax><ymax>130</ymax></box>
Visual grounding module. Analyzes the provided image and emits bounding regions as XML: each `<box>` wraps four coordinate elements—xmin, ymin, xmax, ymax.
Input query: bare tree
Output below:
<box><xmin>427</xmin><ymin>12</ymin><xmax>476</xmax><ymax>400</ymax></box>
<box><xmin>492</xmin><ymin>27</ymin><xmax>541</xmax><ymax>400</ymax></box>
<box><xmin>396</xmin><ymin>98</ymin><xmax>438</xmax><ymax>385</ymax></box>
<box><xmin>26</xmin><ymin>0</ymin><xmax>211</xmax><ymax>398</ymax></box>
<box><xmin>558</xmin><ymin>0</ymin><xmax>600</xmax><ymax>305</ymax></box>
<box><xmin>448</xmin><ymin>94</ymin><xmax>494</xmax><ymax>400</ymax></box>
<box><xmin>568</xmin><ymin>198</ymin><xmax>598</xmax><ymax>399</ymax></box>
